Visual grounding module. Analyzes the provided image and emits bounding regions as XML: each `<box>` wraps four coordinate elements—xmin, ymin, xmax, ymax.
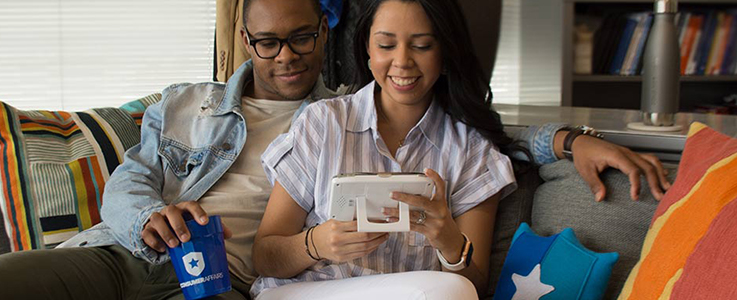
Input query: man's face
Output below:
<box><xmin>241</xmin><ymin>0</ymin><xmax>328</xmax><ymax>100</ymax></box>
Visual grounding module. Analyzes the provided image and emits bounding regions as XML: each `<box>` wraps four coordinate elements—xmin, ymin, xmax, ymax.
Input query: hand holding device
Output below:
<box><xmin>328</xmin><ymin>172</ymin><xmax>434</xmax><ymax>232</ymax></box>
<box><xmin>310</xmin><ymin>220</ymin><xmax>389</xmax><ymax>262</ymax></box>
<box><xmin>383</xmin><ymin>169</ymin><xmax>472</xmax><ymax>270</ymax></box>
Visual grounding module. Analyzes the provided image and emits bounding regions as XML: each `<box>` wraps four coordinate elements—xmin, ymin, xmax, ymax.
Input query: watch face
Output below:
<box><xmin>579</xmin><ymin>125</ymin><xmax>603</xmax><ymax>138</ymax></box>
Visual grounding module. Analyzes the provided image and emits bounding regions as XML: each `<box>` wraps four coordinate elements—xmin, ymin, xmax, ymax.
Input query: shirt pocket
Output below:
<box><xmin>158</xmin><ymin>139</ymin><xmax>205</xmax><ymax>178</ymax></box>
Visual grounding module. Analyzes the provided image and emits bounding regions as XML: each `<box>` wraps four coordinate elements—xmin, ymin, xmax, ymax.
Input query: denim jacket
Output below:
<box><xmin>58</xmin><ymin>61</ymin><xmax>565</xmax><ymax>264</ymax></box>
<box><xmin>58</xmin><ymin>61</ymin><xmax>337</xmax><ymax>263</ymax></box>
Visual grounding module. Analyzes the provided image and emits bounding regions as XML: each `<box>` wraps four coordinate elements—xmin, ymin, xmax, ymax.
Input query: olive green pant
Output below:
<box><xmin>0</xmin><ymin>245</ymin><xmax>250</xmax><ymax>300</ymax></box>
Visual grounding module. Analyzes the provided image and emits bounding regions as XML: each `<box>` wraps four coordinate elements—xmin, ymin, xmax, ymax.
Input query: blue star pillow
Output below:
<box><xmin>493</xmin><ymin>223</ymin><xmax>619</xmax><ymax>300</ymax></box>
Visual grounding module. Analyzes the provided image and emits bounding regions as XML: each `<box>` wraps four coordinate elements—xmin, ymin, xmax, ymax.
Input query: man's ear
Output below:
<box><xmin>240</xmin><ymin>27</ymin><xmax>255</xmax><ymax>57</ymax></box>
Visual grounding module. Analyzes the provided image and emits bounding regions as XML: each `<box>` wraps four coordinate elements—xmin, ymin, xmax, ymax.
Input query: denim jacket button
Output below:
<box><xmin>222</xmin><ymin>143</ymin><xmax>233</xmax><ymax>151</ymax></box>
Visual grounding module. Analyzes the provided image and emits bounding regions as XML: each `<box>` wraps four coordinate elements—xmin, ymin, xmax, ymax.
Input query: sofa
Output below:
<box><xmin>0</xmin><ymin>95</ymin><xmax>680</xmax><ymax>299</ymax></box>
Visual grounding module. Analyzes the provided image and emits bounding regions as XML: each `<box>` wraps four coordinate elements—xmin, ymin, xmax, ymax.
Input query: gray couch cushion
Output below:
<box><xmin>532</xmin><ymin>160</ymin><xmax>676</xmax><ymax>299</ymax></box>
<box><xmin>487</xmin><ymin>166</ymin><xmax>542</xmax><ymax>297</ymax></box>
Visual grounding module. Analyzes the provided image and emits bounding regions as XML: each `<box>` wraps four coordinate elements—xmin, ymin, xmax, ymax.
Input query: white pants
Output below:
<box><xmin>256</xmin><ymin>271</ymin><xmax>479</xmax><ymax>300</ymax></box>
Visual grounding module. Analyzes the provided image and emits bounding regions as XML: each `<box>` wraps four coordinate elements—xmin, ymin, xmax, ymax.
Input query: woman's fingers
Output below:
<box><xmin>313</xmin><ymin>220</ymin><xmax>389</xmax><ymax>262</ymax></box>
<box><xmin>424</xmin><ymin>168</ymin><xmax>447</xmax><ymax>203</ymax></box>
<box><xmin>382</xmin><ymin>208</ymin><xmax>427</xmax><ymax>223</ymax></box>
<box><xmin>336</xmin><ymin>234</ymin><xmax>389</xmax><ymax>254</ymax></box>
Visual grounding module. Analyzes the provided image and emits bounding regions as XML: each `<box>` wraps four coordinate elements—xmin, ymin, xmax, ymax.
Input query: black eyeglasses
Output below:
<box><xmin>245</xmin><ymin>19</ymin><xmax>322</xmax><ymax>59</ymax></box>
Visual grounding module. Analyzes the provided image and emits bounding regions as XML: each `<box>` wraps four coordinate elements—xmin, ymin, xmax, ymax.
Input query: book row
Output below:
<box><xmin>589</xmin><ymin>10</ymin><xmax>737</xmax><ymax>76</ymax></box>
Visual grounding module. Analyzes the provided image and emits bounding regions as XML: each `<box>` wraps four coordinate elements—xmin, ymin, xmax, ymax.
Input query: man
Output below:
<box><xmin>0</xmin><ymin>0</ymin><xmax>669</xmax><ymax>299</ymax></box>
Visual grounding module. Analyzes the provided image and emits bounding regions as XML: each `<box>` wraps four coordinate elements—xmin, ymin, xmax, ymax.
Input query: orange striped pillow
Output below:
<box><xmin>618</xmin><ymin>122</ymin><xmax>737</xmax><ymax>299</ymax></box>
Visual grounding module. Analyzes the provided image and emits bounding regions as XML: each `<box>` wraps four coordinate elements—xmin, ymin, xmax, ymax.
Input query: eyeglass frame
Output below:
<box><xmin>244</xmin><ymin>18</ymin><xmax>323</xmax><ymax>59</ymax></box>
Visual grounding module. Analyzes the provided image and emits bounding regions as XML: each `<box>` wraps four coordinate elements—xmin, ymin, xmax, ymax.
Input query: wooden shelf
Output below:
<box><xmin>562</xmin><ymin>0</ymin><xmax>737</xmax><ymax>107</ymax></box>
<box><xmin>573</xmin><ymin>75</ymin><xmax>737</xmax><ymax>82</ymax></box>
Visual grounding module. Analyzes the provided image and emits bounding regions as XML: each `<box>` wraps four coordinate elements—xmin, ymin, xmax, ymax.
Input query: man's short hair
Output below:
<box><xmin>242</xmin><ymin>0</ymin><xmax>322</xmax><ymax>28</ymax></box>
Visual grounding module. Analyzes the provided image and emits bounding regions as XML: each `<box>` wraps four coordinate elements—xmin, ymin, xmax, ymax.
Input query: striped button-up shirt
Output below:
<box><xmin>251</xmin><ymin>81</ymin><xmax>516</xmax><ymax>296</ymax></box>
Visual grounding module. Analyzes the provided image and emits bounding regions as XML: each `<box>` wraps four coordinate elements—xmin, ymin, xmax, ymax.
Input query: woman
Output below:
<box><xmin>252</xmin><ymin>0</ymin><xmax>595</xmax><ymax>299</ymax></box>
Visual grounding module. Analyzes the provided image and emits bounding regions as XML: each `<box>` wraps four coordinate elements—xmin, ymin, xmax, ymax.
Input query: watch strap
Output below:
<box><xmin>562</xmin><ymin>127</ymin><xmax>585</xmax><ymax>160</ymax></box>
<box><xmin>562</xmin><ymin>126</ymin><xmax>604</xmax><ymax>160</ymax></box>
<box><xmin>436</xmin><ymin>233</ymin><xmax>473</xmax><ymax>271</ymax></box>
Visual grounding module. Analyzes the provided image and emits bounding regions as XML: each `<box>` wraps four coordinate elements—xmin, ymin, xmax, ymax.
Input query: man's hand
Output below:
<box><xmin>570</xmin><ymin>135</ymin><xmax>671</xmax><ymax>202</ymax></box>
<box><xmin>142</xmin><ymin>201</ymin><xmax>233</xmax><ymax>252</ymax></box>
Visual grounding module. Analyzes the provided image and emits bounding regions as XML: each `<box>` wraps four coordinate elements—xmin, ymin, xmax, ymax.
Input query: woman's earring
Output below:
<box><xmin>367</xmin><ymin>59</ymin><xmax>372</xmax><ymax>70</ymax></box>
<box><xmin>441</xmin><ymin>66</ymin><xmax>448</xmax><ymax>75</ymax></box>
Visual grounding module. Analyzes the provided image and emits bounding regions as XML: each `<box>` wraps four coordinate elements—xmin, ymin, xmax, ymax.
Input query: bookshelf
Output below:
<box><xmin>562</xmin><ymin>0</ymin><xmax>737</xmax><ymax>114</ymax></box>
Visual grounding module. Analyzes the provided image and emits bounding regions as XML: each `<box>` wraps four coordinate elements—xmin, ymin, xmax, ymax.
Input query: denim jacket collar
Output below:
<box><xmin>209</xmin><ymin>60</ymin><xmax>336</xmax><ymax>116</ymax></box>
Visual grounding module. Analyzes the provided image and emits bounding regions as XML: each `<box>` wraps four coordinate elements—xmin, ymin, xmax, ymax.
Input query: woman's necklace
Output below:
<box><xmin>377</xmin><ymin>103</ymin><xmax>406</xmax><ymax>148</ymax></box>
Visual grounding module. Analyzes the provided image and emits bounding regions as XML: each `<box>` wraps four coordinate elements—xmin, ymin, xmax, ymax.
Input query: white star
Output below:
<box><xmin>511</xmin><ymin>264</ymin><xmax>555</xmax><ymax>300</ymax></box>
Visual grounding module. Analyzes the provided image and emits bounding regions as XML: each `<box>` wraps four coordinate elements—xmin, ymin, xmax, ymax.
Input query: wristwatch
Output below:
<box><xmin>436</xmin><ymin>233</ymin><xmax>474</xmax><ymax>271</ymax></box>
<box><xmin>562</xmin><ymin>125</ymin><xmax>604</xmax><ymax>160</ymax></box>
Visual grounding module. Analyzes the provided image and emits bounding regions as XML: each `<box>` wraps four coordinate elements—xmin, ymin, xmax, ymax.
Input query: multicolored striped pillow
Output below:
<box><xmin>618</xmin><ymin>122</ymin><xmax>737</xmax><ymax>299</ymax></box>
<box><xmin>0</xmin><ymin>94</ymin><xmax>161</xmax><ymax>251</ymax></box>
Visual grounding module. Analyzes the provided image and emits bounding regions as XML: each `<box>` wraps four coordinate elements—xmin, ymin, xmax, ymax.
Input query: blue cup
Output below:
<box><xmin>168</xmin><ymin>215</ymin><xmax>231</xmax><ymax>300</ymax></box>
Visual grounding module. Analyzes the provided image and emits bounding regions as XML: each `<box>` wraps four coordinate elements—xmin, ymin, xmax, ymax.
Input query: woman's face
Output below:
<box><xmin>368</xmin><ymin>0</ymin><xmax>442</xmax><ymax>108</ymax></box>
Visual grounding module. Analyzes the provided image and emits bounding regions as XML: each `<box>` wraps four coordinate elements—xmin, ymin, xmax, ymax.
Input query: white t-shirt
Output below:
<box><xmin>198</xmin><ymin>96</ymin><xmax>303</xmax><ymax>285</ymax></box>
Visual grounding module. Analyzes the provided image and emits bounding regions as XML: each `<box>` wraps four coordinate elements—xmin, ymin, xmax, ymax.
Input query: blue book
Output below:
<box><xmin>610</xmin><ymin>15</ymin><xmax>639</xmax><ymax>74</ymax></box>
<box><xmin>630</xmin><ymin>14</ymin><xmax>653</xmax><ymax>75</ymax></box>
<box><xmin>720</xmin><ymin>13</ymin><xmax>737</xmax><ymax>74</ymax></box>
<box><xmin>696</xmin><ymin>11</ymin><xmax>719</xmax><ymax>75</ymax></box>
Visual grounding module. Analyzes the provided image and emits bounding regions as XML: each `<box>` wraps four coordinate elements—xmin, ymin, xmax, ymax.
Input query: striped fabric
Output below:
<box><xmin>0</xmin><ymin>93</ymin><xmax>161</xmax><ymax>251</ymax></box>
<box><xmin>619</xmin><ymin>122</ymin><xmax>737</xmax><ymax>299</ymax></box>
<box><xmin>120</xmin><ymin>93</ymin><xmax>161</xmax><ymax>128</ymax></box>
<box><xmin>252</xmin><ymin>82</ymin><xmax>517</xmax><ymax>296</ymax></box>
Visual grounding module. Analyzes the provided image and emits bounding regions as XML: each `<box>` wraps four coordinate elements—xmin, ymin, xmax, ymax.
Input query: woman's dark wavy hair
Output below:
<box><xmin>351</xmin><ymin>0</ymin><xmax>531</xmax><ymax>162</ymax></box>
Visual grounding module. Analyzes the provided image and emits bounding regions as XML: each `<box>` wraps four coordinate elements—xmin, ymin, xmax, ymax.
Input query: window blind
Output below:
<box><xmin>491</xmin><ymin>0</ymin><xmax>522</xmax><ymax>105</ymax></box>
<box><xmin>492</xmin><ymin>0</ymin><xmax>563</xmax><ymax>106</ymax></box>
<box><xmin>0</xmin><ymin>0</ymin><xmax>216</xmax><ymax>110</ymax></box>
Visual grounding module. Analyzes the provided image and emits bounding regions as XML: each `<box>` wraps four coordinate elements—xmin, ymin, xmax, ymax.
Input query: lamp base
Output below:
<box><xmin>627</xmin><ymin>122</ymin><xmax>683</xmax><ymax>132</ymax></box>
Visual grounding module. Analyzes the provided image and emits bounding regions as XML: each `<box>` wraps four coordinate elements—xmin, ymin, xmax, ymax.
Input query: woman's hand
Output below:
<box><xmin>311</xmin><ymin>220</ymin><xmax>388</xmax><ymax>262</ymax></box>
<box><xmin>383</xmin><ymin>169</ymin><xmax>465</xmax><ymax>261</ymax></box>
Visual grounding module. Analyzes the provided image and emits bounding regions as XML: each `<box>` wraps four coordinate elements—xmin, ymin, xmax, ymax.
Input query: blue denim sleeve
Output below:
<box><xmin>100</xmin><ymin>89</ymin><xmax>171</xmax><ymax>264</ymax></box>
<box><xmin>511</xmin><ymin>123</ymin><xmax>569</xmax><ymax>165</ymax></box>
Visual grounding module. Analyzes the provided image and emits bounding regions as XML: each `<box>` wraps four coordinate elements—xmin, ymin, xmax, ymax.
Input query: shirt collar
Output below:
<box><xmin>346</xmin><ymin>81</ymin><xmax>445</xmax><ymax>150</ymax></box>
<box><xmin>346</xmin><ymin>81</ymin><xmax>378</xmax><ymax>133</ymax></box>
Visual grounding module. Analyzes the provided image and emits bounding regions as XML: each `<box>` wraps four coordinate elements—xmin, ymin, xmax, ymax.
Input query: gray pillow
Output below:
<box><xmin>532</xmin><ymin>160</ymin><xmax>676</xmax><ymax>299</ymax></box>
